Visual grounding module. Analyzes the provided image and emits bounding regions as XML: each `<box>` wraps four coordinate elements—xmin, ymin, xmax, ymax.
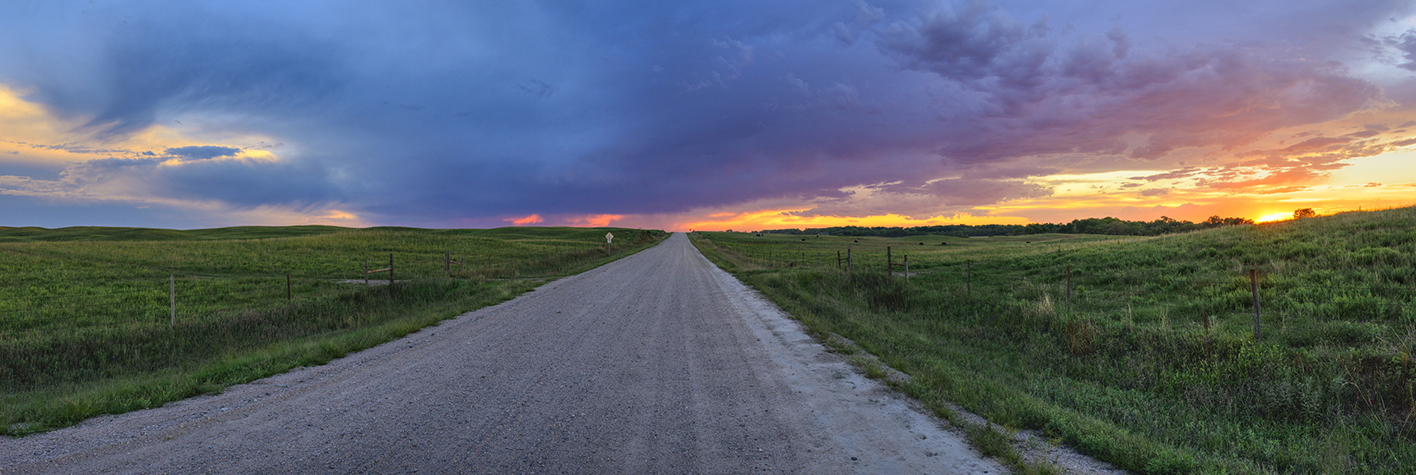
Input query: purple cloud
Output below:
<box><xmin>874</xmin><ymin>2</ymin><xmax>1384</xmax><ymax>165</ymax></box>
<box><xmin>1388</xmin><ymin>30</ymin><xmax>1416</xmax><ymax>71</ymax></box>
<box><xmin>0</xmin><ymin>0</ymin><xmax>1411</xmax><ymax>227</ymax></box>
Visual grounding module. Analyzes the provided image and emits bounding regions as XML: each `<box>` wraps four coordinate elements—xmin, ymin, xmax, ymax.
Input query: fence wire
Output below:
<box><xmin>0</xmin><ymin>241</ymin><xmax>647</xmax><ymax>336</ymax></box>
<box><xmin>703</xmin><ymin>238</ymin><xmax>1415</xmax><ymax>329</ymax></box>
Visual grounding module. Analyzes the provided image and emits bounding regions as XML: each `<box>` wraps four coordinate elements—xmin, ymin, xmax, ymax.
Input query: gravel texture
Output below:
<box><xmin>1</xmin><ymin>233</ymin><xmax>1009</xmax><ymax>474</ymax></box>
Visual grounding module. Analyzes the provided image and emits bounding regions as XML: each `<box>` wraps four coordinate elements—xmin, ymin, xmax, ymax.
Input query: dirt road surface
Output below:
<box><xmin>1</xmin><ymin>233</ymin><xmax>1005</xmax><ymax>474</ymax></box>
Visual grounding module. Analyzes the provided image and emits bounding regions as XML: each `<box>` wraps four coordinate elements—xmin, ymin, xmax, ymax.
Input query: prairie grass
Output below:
<box><xmin>691</xmin><ymin>207</ymin><xmax>1416</xmax><ymax>474</ymax></box>
<box><xmin>0</xmin><ymin>225</ymin><xmax>664</xmax><ymax>435</ymax></box>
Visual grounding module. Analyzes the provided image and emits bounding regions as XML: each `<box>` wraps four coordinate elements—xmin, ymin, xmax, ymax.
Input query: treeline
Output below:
<box><xmin>758</xmin><ymin>215</ymin><xmax>1256</xmax><ymax>237</ymax></box>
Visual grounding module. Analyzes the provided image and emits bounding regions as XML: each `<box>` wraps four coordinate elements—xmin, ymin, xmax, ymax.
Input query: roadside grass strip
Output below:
<box><xmin>1</xmin><ymin>226</ymin><xmax>666</xmax><ymax>435</ymax></box>
<box><xmin>690</xmin><ymin>206</ymin><xmax>1416</xmax><ymax>474</ymax></box>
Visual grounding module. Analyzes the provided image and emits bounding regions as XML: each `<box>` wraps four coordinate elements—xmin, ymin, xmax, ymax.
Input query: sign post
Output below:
<box><xmin>605</xmin><ymin>232</ymin><xmax>614</xmax><ymax>255</ymax></box>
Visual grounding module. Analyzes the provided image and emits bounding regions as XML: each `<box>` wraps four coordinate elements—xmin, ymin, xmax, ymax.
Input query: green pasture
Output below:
<box><xmin>0</xmin><ymin>225</ymin><xmax>664</xmax><ymax>435</ymax></box>
<box><xmin>692</xmin><ymin>206</ymin><xmax>1416</xmax><ymax>474</ymax></box>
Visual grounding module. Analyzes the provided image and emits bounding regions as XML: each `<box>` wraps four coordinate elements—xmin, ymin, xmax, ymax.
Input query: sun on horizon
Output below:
<box><xmin>1254</xmin><ymin>212</ymin><xmax>1295</xmax><ymax>224</ymax></box>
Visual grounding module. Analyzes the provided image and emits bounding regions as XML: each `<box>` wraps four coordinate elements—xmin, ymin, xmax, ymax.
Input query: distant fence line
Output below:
<box><xmin>0</xmin><ymin>241</ymin><xmax>642</xmax><ymax>336</ymax></box>
<box><xmin>697</xmin><ymin>236</ymin><xmax>1416</xmax><ymax>341</ymax></box>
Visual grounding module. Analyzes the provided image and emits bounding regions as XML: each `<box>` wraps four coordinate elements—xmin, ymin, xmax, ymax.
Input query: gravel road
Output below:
<box><xmin>1</xmin><ymin>233</ymin><xmax>1005</xmax><ymax>474</ymax></box>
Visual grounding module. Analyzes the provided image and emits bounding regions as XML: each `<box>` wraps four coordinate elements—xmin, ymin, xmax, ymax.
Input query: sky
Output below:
<box><xmin>2</xmin><ymin>1</ymin><xmax>1416</xmax><ymax>231</ymax></box>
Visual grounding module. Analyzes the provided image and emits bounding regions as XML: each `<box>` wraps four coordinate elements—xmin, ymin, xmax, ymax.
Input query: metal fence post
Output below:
<box><xmin>169</xmin><ymin>274</ymin><xmax>175</xmax><ymax>327</ymax></box>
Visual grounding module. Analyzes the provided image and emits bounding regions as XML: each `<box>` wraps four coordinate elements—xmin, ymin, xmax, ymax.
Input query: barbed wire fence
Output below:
<box><xmin>695</xmin><ymin>235</ymin><xmax>1416</xmax><ymax>340</ymax></box>
<box><xmin>0</xmin><ymin>239</ymin><xmax>640</xmax><ymax>338</ymax></box>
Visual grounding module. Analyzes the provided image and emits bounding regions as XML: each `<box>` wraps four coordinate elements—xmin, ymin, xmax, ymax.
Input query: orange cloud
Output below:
<box><xmin>220</xmin><ymin>205</ymin><xmax>368</xmax><ymax>227</ymax></box>
<box><xmin>565</xmin><ymin>214</ymin><xmax>623</xmax><ymax>227</ymax></box>
<box><xmin>0</xmin><ymin>84</ymin><xmax>283</xmax><ymax>166</ymax></box>
<box><xmin>508</xmin><ymin>214</ymin><xmax>544</xmax><ymax>225</ymax></box>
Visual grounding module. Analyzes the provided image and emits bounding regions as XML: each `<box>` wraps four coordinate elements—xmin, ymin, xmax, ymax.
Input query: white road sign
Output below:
<box><xmin>606</xmin><ymin>232</ymin><xmax>614</xmax><ymax>243</ymax></box>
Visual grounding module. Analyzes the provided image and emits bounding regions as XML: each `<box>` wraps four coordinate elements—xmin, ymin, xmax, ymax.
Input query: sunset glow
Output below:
<box><xmin>2</xmin><ymin>2</ymin><xmax>1415</xmax><ymax>230</ymax></box>
<box><xmin>675</xmin><ymin>207</ymin><xmax>1034</xmax><ymax>233</ymax></box>
<box><xmin>1255</xmin><ymin>213</ymin><xmax>1295</xmax><ymax>224</ymax></box>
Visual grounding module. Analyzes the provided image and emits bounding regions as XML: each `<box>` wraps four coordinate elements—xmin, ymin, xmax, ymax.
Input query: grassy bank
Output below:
<box><xmin>691</xmin><ymin>207</ymin><xmax>1416</xmax><ymax>474</ymax></box>
<box><xmin>1</xmin><ymin>226</ymin><xmax>665</xmax><ymax>435</ymax></box>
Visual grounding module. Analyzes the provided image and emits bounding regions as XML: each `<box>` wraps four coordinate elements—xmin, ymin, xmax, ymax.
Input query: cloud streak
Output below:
<box><xmin>165</xmin><ymin>146</ymin><xmax>240</xmax><ymax>160</ymax></box>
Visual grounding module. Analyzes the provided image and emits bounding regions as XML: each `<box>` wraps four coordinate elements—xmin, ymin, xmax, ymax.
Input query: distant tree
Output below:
<box><xmin>1230</xmin><ymin>217</ymin><xmax>1252</xmax><ymax>225</ymax></box>
<box><xmin>1294</xmin><ymin>208</ymin><xmax>1317</xmax><ymax>219</ymax></box>
<box><xmin>1201</xmin><ymin>215</ymin><xmax>1253</xmax><ymax>228</ymax></box>
<box><xmin>770</xmin><ymin>213</ymin><xmax>1254</xmax><ymax>239</ymax></box>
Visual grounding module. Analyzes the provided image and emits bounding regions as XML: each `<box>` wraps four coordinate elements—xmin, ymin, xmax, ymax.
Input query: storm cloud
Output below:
<box><xmin>1</xmin><ymin>0</ymin><xmax>1413</xmax><ymax>227</ymax></box>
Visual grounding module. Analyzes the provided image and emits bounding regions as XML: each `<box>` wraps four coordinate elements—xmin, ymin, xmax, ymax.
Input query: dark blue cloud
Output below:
<box><xmin>1389</xmin><ymin>31</ymin><xmax>1416</xmax><ymax>71</ymax></box>
<box><xmin>0</xmin><ymin>194</ymin><xmax>196</xmax><ymax>229</ymax></box>
<box><xmin>165</xmin><ymin>146</ymin><xmax>240</xmax><ymax>160</ymax></box>
<box><xmin>1</xmin><ymin>0</ymin><xmax>1412</xmax><ymax>227</ymax></box>
<box><xmin>0</xmin><ymin>162</ymin><xmax>63</xmax><ymax>181</ymax></box>
<box><xmin>57</xmin><ymin>156</ymin><xmax>342</xmax><ymax>208</ymax></box>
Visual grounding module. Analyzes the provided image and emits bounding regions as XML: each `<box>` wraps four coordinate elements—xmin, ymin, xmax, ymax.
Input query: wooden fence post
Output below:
<box><xmin>287</xmin><ymin>273</ymin><xmax>292</xmax><ymax>301</ymax></box>
<box><xmin>847</xmin><ymin>248</ymin><xmax>853</xmax><ymax>272</ymax></box>
<box><xmin>887</xmin><ymin>247</ymin><xmax>892</xmax><ymax>281</ymax></box>
<box><xmin>1066</xmin><ymin>264</ymin><xmax>1071</xmax><ymax>314</ymax></box>
<box><xmin>1250</xmin><ymin>268</ymin><xmax>1261</xmax><ymax>341</ymax></box>
<box><xmin>364</xmin><ymin>259</ymin><xmax>369</xmax><ymax>285</ymax></box>
<box><xmin>904</xmin><ymin>255</ymin><xmax>909</xmax><ymax>283</ymax></box>
<box><xmin>389</xmin><ymin>253</ymin><xmax>395</xmax><ymax>287</ymax></box>
<box><xmin>169</xmin><ymin>273</ymin><xmax>175</xmax><ymax>327</ymax></box>
<box><xmin>445</xmin><ymin>251</ymin><xmax>450</xmax><ymax>275</ymax></box>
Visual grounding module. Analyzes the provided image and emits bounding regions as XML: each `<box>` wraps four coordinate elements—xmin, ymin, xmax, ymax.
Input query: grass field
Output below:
<box><xmin>690</xmin><ymin>206</ymin><xmax>1416</xmax><ymax>474</ymax></box>
<box><xmin>0</xmin><ymin>225</ymin><xmax>665</xmax><ymax>435</ymax></box>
